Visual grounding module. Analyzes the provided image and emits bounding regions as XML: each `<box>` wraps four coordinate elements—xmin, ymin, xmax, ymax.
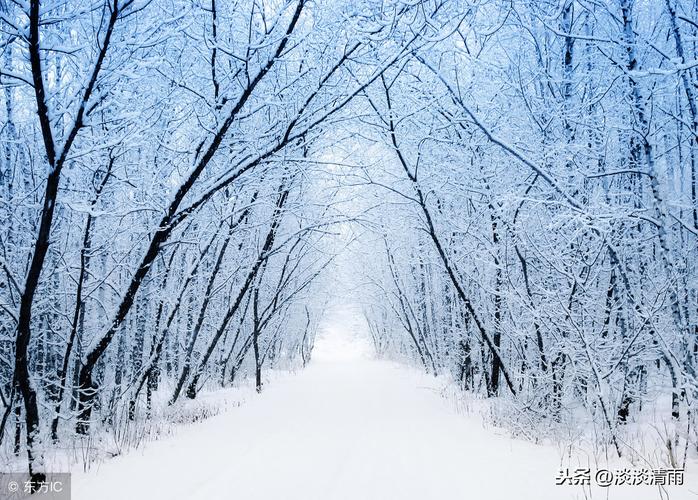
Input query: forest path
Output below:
<box><xmin>72</xmin><ymin>312</ymin><xmax>678</xmax><ymax>500</ymax></box>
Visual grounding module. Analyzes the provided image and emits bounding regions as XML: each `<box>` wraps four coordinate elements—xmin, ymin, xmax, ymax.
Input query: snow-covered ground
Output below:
<box><xmin>72</xmin><ymin>308</ymin><xmax>697</xmax><ymax>499</ymax></box>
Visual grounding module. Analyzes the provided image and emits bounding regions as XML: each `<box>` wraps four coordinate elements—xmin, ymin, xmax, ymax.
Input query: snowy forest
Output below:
<box><xmin>1</xmin><ymin>0</ymin><xmax>697</xmax><ymax>494</ymax></box>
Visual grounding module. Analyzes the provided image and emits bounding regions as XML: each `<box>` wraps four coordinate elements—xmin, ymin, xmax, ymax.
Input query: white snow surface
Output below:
<box><xmin>72</xmin><ymin>308</ymin><xmax>696</xmax><ymax>499</ymax></box>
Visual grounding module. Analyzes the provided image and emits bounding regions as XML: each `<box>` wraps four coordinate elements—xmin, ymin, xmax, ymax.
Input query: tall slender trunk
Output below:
<box><xmin>252</xmin><ymin>286</ymin><xmax>262</xmax><ymax>393</ymax></box>
<box><xmin>17</xmin><ymin>1</ymin><xmax>122</xmax><ymax>476</ymax></box>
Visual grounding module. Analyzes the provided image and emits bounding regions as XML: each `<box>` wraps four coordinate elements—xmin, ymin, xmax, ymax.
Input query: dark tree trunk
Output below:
<box><xmin>252</xmin><ymin>287</ymin><xmax>262</xmax><ymax>393</ymax></box>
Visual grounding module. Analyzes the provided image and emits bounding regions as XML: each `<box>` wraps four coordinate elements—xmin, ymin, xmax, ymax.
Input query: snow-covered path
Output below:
<box><xmin>73</xmin><ymin>314</ymin><xmax>693</xmax><ymax>500</ymax></box>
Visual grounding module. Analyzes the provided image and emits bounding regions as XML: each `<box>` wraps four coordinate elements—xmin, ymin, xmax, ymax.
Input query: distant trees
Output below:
<box><xmin>353</xmin><ymin>0</ymin><xmax>698</xmax><ymax>458</ymax></box>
